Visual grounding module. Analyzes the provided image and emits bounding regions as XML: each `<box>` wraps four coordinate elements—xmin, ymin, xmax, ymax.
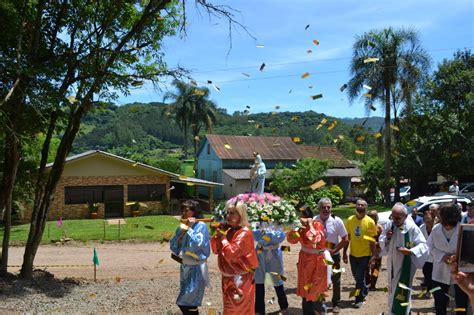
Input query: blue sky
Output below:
<box><xmin>118</xmin><ymin>0</ymin><xmax>474</xmax><ymax>118</ymax></box>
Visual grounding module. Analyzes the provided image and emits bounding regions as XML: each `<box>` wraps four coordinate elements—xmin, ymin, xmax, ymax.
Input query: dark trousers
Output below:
<box><xmin>178</xmin><ymin>305</ymin><xmax>199</xmax><ymax>315</ymax></box>
<box><xmin>302</xmin><ymin>297</ymin><xmax>327</xmax><ymax>315</ymax></box>
<box><xmin>255</xmin><ymin>283</ymin><xmax>288</xmax><ymax>314</ymax></box>
<box><xmin>432</xmin><ymin>280</ymin><xmax>469</xmax><ymax>315</ymax></box>
<box><xmin>331</xmin><ymin>253</ymin><xmax>341</xmax><ymax>306</ymax></box>
<box><xmin>349</xmin><ymin>255</ymin><xmax>371</xmax><ymax>303</ymax></box>
<box><xmin>422</xmin><ymin>262</ymin><xmax>433</xmax><ymax>291</ymax></box>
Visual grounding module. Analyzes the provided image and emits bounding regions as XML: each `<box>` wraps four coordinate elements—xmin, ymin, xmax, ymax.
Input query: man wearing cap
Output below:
<box><xmin>314</xmin><ymin>197</ymin><xmax>348</xmax><ymax>313</ymax></box>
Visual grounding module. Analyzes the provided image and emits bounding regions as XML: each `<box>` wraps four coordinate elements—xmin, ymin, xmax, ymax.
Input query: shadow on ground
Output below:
<box><xmin>0</xmin><ymin>269</ymin><xmax>83</xmax><ymax>299</ymax></box>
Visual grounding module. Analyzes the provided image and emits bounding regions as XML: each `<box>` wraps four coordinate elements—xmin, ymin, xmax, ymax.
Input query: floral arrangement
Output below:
<box><xmin>215</xmin><ymin>192</ymin><xmax>300</xmax><ymax>226</ymax></box>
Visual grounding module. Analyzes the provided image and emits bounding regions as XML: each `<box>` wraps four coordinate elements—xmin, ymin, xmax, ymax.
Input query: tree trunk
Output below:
<box><xmin>384</xmin><ymin>88</ymin><xmax>392</xmax><ymax>206</ymax></box>
<box><xmin>20</xmin><ymin>106</ymin><xmax>85</xmax><ymax>278</ymax></box>
<box><xmin>0</xmin><ymin>133</ymin><xmax>20</xmax><ymax>276</ymax></box>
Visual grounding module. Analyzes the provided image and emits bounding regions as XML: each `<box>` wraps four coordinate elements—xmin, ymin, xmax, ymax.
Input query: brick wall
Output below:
<box><xmin>46</xmin><ymin>175</ymin><xmax>170</xmax><ymax>220</ymax></box>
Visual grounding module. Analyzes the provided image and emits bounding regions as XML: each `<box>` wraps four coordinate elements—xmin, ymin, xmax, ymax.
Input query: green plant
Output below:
<box><xmin>286</xmin><ymin>184</ymin><xmax>344</xmax><ymax>209</ymax></box>
<box><xmin>86</xmin><ymin>201</ymin><xmax>99</xmax><ymax>214</ymax></box>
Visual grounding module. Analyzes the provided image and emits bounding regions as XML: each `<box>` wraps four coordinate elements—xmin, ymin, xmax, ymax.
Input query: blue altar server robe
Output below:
<box><xmin>170</xmin><ymin>221</ymin><xmax>210</xmax><ymax>306</ymax></box>
<box><xmin>253</xmin><ymin>229</ymin><xmax>286</xmax><ymax>286</ymax></box>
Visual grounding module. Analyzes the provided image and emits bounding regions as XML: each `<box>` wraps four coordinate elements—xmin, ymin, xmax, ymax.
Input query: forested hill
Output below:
<box><xmin>73</xmin><ymin>102</ymin><xmax>383</xmax><ymax>171</ymax></box>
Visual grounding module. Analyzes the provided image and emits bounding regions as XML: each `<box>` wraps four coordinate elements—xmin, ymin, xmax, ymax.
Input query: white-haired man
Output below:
<box><xmin>314</xmin><ymin>197</ymin><xmax>348</xmax><ymax>313</ymax></box>
<box><xmin>379</xmin><ymin>202</ymin><xmax>429</xmax><ymax>315</ymax></box>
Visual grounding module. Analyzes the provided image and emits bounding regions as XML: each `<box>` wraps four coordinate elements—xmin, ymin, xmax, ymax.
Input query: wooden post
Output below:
<box><xmin>103</xmin><ymin>220</ymin><xmax>106</xmax><ymax>239</ymax></box>
<box><xmin>94</xmin><ymin>264</ymin><xmax>97</xmax><ymax>282</ymax></box>
<box><xmin>118</xmin><ymin>220</ymin><xmax>121</xmax><ymax>241</ymax></box>
<box><xmin>209</xmin><ymin>187</ymin><xmax>214</xmax><ymax>211</ymax></box>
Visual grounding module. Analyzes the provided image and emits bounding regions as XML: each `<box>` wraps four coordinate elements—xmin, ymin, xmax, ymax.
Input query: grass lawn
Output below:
<box><xmin>0</xmin><ymin>215</ymin><xmax>182</xmax><ymax>244</ymax></box>
<box><xmin>0</xmin><ymin>205</ymin><xmax>390</xmax><ymax>244</ymax></box>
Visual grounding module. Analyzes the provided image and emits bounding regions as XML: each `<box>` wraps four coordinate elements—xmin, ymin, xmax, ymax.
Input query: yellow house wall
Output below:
<box><xmin>30</xmin><ymin>154</ymin><xmax>174</xmax><ymax>220</ymax></box>
<box><xmin>49</xmin><ymin>175</ymin><xmax>170</xmax><ymax>220</ymax></box>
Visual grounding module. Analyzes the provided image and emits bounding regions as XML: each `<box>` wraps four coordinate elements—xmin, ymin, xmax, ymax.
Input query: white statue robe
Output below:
<box><xmin>379</xmin><ymin>218</ymin><xmax>429</xmax><ymax>315</ymax></box>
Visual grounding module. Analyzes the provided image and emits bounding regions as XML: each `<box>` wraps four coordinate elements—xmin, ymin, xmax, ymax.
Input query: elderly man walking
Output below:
<box><xmin>314</xmin><ymin>198</ymin><xmax>348</xmax><ymax>313</ymax></box>
<box><xmin>379</xmin><ymin>202</ymin><xmax>429</xmax><ymax>315</ymax></box>
<box><xmin>343</xmin><ymin>199</ymin><xmax>377</xmax><ymax>309</ymax></box>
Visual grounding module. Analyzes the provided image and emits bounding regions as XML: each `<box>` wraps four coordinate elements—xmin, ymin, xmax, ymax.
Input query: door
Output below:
<box><xmin>103</xmin><ymin>185</ymin><xmax>124</xmax><ymax>218</ymax></box>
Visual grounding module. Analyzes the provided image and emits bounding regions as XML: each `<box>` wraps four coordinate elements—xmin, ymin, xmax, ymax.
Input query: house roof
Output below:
<box><xmin>222</xmin><ymin>169</ymin><xmax>274</xmax><ymax>180</ymax></box>
<box><xmin>323</xmin><ymin>168</ymin><xmax>361</xmax><ymax>177</ymax></box>
<box><xmin>204</xmin><ymin>134</ymin><xmax>302</xmax><ymax>160</ymax></box>
<box><xmin>298</xmin><ymin>145</ymin><xmax>354</xmax><ymax>168</ymax></box>
<box><xmin>46</xmin><ymin>150</ymin><xmax>222</xmax><ymax>187</ymax></box>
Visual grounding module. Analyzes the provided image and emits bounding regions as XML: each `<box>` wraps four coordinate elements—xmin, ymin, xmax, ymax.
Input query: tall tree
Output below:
<box><xmin>164</xmin><ymin>81</ymin><xmax>216</xmax><ymax>160</ymax></box>
<box><xmin>0</xmin><ymin>0</ymin><xmax>247</xmax><ymax>278</ymax></box>
<box><xmin>347</xmin><ymin>27</ymin><xmax>429</xmax><ymax>204</ymax></box>
<box><xmin>398</xmin><ymin>50</ymin><xmax>474</xmax><ymax>197</ymax></box>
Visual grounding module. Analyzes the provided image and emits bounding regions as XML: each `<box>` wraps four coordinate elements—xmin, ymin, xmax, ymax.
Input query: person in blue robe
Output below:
<box><xmin>253</xmin><ymin>227</ymin><xmax>289</xmax><ymax>314</ymax></box>
<box><xmin>170</xmin><ymin>200</ymin><xmax>210</xmax><ymax>315</ymax></box>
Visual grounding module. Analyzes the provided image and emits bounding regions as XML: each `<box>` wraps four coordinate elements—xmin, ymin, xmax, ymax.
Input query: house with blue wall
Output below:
<box><xmin>197</xmin><ymin>134</ymin><xmax>360</xmax><ymax>200</ymax></box>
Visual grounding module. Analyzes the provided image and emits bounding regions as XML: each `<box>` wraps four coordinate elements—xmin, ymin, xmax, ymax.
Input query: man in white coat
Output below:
<box><xmin>379</xmin><ymin>202</ymin><xmax>429</xmax><ymax>314</ymax></box>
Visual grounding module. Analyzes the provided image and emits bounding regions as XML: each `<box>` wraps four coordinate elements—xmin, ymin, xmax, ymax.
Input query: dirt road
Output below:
<box><xmin>2</xmin><ymin>242</ymin><xmax>440</xmax><ymax>314</ymax></box>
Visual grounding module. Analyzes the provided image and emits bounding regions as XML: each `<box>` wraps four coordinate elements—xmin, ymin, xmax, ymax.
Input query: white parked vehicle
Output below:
<box><xmin>378</xmin><ymin>195</ymin><xmax>472</xmax><ymax>228</ymax></box>
<box><xmin>390</xmin><ymin>186</ymin><xmax>411</xmax><ymax>202</ymax></box>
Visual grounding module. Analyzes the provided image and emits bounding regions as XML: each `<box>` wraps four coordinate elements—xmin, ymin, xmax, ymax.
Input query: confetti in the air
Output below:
<box><xmin>256</xmin><ymin>44</ymin><xmax>265</xmax><ymax>48</ymax></box>
<box><xmin>363</xmin><ymin>93</ymin><xmax>372</xmax><ymax>98</ymax></box>
<box><xmin>292</xmin><ymin>137</ymin><xmax>301</xmax><ymax>143</ymax></box>
<box><xmin>355</xmin><ymin>150</ymin><xmax>365</xmax><ymax>155</ymax></box>
<box><xmin>369</xmin><ymin>104</ymin><xmax>377</xmax><ymax>111</ymax></box>
<box><xmin>340</xmin><ymin>84</ymin><xmax>348</xmax><ymax>92</ymax></box>
<box><xmin>390</xmin><ymin>124</ymin><xmax>400</xmax><ymax>132</ymax></box>
<box><xmin>363</xmin><ymin>84</ymin><xmax>372</xmax><ymax>90</ymax></box>
<box><xmin>356</xmin><ymin>135</ymin><xmax>365</xmax><ymax>142</ymax></box>
<box><xmin>242</xmin><ymin>73</ymin><xmax>250</xmax><ymax>77</ymax></box>
<box><xmin>259</xmin><ymin>63</ymin><xmax>266</xmax><ymax>71</ymax></box>
<box><xmin>224</xmin><ymin>144</ymin><xmax>232</xmax><ymax>149</ymax></box>
<box><xmin>310</xmin><ymin>180</ymin><xmax>326</xmax><ymax>190</ymax></box>
<box><xmin>313</xmin><ymin>39</ymin><xmax>319</xmax><ymax>45</ymax></box>
<box><xmin>307</xmin><ymin>49</ymin><xmax>312</xmax><ymax>54</ymax></box>
<box><xmin>364</xmin><ymin>57</ymin><xmax>379</xmax><ymax>63</ymax></box>
<box><xmin>311</xmin><ymin>94</ymin><xmax>323</xmax><ymax>100</ymax></box>
<box><xmin>305</xmin><ymin>24</ymin><xmax>310</xmax><ymax>30</ymax></box>
<box><xmin>374</xmin><ymin>132</ymin><xmax>382</xmax><ymax>139</ymax></box>
<box><xmin>301</xmin><ymin>72</ymin><xmax>310</xmax><ymax>79</ymax></box>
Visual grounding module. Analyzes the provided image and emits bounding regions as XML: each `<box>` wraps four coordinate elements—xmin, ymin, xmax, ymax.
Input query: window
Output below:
<box><xmin>65</xmin><ymin>186</ymin><xmax>104</xmax><ymax>205</ymax></box>
<box><xmin>201</xmin><ymin>169</ymin><xmax>205</xmax><ymax>179</ymax></box>
<box><xmin>128</xmin><ymin>184</ymin><xmax>165</xmax><ymax>201</ymax></box>
<box><xmin>207</xmin><ymin>144</ymin><xmax>210</xmax><ymax>155</ymax></box>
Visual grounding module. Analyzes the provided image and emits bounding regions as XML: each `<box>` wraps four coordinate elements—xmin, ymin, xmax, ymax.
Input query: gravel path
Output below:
<box><xmin>0</xmin><ymin>242</ymin><xmax>444</xmax><ymax>314</ymax></box>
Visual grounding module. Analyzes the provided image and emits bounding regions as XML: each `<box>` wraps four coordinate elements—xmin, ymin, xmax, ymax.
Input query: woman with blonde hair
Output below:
<box><xmin>211</xmin><ymin>201</ymin><xmax>259</xmax><ymax>314</ymax></box>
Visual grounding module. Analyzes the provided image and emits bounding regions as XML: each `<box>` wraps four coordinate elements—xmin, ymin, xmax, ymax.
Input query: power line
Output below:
<box><xmin>190</xmin><ymin>46</ymin><xmax>473</xmax><ymax>76</ymax></box>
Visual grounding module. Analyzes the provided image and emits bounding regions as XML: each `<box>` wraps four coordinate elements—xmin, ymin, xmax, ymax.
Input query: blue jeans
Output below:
<box><xmin>349</xmin><ymin>255</ymin><xmax>371</xmax><ymax>303</ymax></box>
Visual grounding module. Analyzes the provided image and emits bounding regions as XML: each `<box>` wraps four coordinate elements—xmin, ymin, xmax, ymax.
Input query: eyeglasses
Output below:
<box><xmin>320</xmin><ymin>206</ymin><xmax>331</xmax><ymax>210</ymax></box>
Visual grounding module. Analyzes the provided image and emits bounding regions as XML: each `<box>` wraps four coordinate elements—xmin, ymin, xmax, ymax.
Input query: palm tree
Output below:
<box><xmin>347</xmin><ymin>27</ymin><xmax>430</xmax><ymax>204</ymax></box>
<box><xmin>163</xmin><ymin>80</ymin><xmax>216</xmax><ymax>160</ymax></box>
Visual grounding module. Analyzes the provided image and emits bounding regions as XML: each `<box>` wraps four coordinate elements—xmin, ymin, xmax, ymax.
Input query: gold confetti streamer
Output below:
<box><xmin>310</xmin><ymin>180</ymin><xmax>326</xmax><ymax>190</ymax></box>
<box><xmin>356</xmin><ymin>135</ymin><xmax>365</xmax><ymax>142</ymax></box>
<box><xmin>313</xmin><ymin>39</ymin><xmax>319</xmax><ymax>45</ymax></box>
<box><xmin>374</xmin><ymin>132</ymin><xmax>382</xmax><ymax>139</ymax></box>
<box><xmin>390</xmin><ymin>124</ymin><xmax>400</xmax><ymax>132</ymax></box>
<box><xmin>363</xmin><ymin>93</ymin><xmax>372</xmax><ymax>98</ymax></box>
<box><xmin>292</xmin><ymin>137</ymin><xmax>301</xmax><ymax>143</ymax></box>
<box><xmin>224</xmin><ymin>143</ymin><xmax>232</xmax><ymax>149</ymax></box>
<box><xmin>355</xmin><ymin>150</ymin><xmax>365</xmax><ymax>155</ymax></box>
<box><xmin>364</xmin><ymin>57</ymin><xmax>379</xmax><ymax>63</ymax></box>
<box><xmin>301</xmin><ymin>72</ymin><xmax>310</xmax><ymax>79</ymax></box>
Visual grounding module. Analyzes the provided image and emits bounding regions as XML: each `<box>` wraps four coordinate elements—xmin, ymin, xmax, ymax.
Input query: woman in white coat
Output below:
<box><xmin>427</xmin><ymin>203</ymin><xmax>469</xmax><ymax>315</ymax></box>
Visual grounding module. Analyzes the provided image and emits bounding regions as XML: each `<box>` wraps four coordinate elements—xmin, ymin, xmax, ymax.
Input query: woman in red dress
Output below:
<box><xmin>211</xmin><ymin>202</ymin><xmax>259</xmax><ymax>315</ymax></box>
<box><xmin>287</xmin><ymin>206</ymin><xmax>331</xmax><ymax>315</ymax></box>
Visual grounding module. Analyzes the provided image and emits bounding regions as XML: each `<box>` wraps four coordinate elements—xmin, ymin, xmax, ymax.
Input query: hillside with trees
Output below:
<box><xmin>73</xmin><ymin>102</ymin><xmax>384</xmax><ymax>171</ymax></box>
